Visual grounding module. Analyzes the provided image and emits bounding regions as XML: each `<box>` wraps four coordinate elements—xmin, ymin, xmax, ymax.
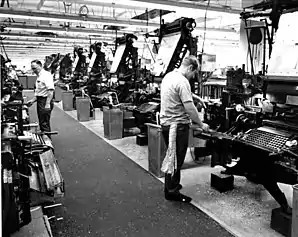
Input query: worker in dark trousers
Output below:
<box><xmin>27</xmin><ymin>60</ymin><xmax>55</xmax><ymax>134</ymax></box>
<box><xmin>160</xmin><ymin>55</ymin><xmax>209</xmax><ymax>203</ymax></box>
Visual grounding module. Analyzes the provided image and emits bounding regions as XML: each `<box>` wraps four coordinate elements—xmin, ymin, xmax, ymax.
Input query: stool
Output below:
<box><xmin>271</xmin><ymin>207</ymin><xmax>292</xmax><ymax>237</ymax></box>
<box><xmin>136</xmin><ymin>134</ymin><xmax>148</xmax><ymax>146</ymax></box>
<box><xmin>270</xmin><ymin>207</ymin><xmax>294</xmax><ymax>237</ymax></box>
<box><xmin>210</xmin><ymin>172</ymin><xmax>234</xmax><ymax>193</ymax></box>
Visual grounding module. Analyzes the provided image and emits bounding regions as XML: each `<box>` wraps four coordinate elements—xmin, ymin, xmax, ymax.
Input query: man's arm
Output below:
<box><xmin>178</xmin><ymin>80</ymin><xmax>209</xmax><ymax>131</ymax></box>
<box><xmin>183</xmin><ymin>101</ymin><xmax>204</xmax><ymax>127</ymax></box>
<box><xmin>184</xmin><ymin>101</ymin><xmax>209</xmax><ymax>131</ymax></box>
<box><xmin>44</xmin><ymin>72</ymin><xmax>55</xmax><ymax>109</ymax></box>
<box><xmin>192</xmin><ymin>93</ymin><xmax>206</xmax><ymax>109</ymax></box>
<box><xmin>45</xmin><ymin>90</ymin><xmax>54</xmax><ymax>109</ymax></box>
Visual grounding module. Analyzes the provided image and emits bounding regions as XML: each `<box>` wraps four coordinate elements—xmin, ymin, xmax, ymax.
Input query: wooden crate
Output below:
<box><xmin>39</xmin><ymin>150</ymin><xmax>64</xmax><ymax>197</ymax></box>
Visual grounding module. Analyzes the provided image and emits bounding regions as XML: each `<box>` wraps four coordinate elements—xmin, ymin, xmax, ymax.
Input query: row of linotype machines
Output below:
<box><xmin>1</xmin><ymin>60</ymin><xmax>64</xmax><ymax>237</ymax></box>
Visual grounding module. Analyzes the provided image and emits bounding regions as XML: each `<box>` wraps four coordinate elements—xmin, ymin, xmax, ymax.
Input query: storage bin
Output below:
<box><xmin>27</xmin><ymin>75</ymin><xmax>37</xmax><ymax>89</ymax></box>
<box><xmin>54</xmin><ymin>86</ymin><xmax>64</xmax><ymax>102</ymax></box>
<box><xmin>103</xmin><ymin>107</ymin><xmax>123</xmax><ymax>140</ymax></box>
<box><xmin>18</xmin><ymin>75</ymin><xmax>28</xmax><ymax>89</ymax></box>
<box><xmin>146</xmin><ymin>123</ymin><xmax>167</xmax><ymax>178</ymax></box>
<box><xmin>76</xmin><ymin>97</ymin><xmax>90</xmax><ymax>122</ymax></box>
<box><xmin>62</xmin><ymin>91</ymin><xmax>73</xmax><ymax>111</ymax></box>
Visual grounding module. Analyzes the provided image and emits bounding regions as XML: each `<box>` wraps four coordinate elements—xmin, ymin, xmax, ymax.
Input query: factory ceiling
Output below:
<box><xmin>0</xmin><ymin>0</ymin><xmax>245</xmax><ymax>61</ymax></box>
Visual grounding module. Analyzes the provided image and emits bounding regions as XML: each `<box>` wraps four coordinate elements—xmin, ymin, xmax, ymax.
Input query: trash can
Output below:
<box><xmin>18</xmin><ymin>75</ymin><xmax>28</xmax><ymax>89</ymax></box>
<box><xmin>76</xmin><ymin>97</ymin><xmax>90</xmax><ymax>122</ymax></box>
<box><xmin>292</xmin><ymin>184</ymin><xmax>298</xmax><ymax>237</ymax></box>
<box><xmin>103</xmin><ymin>107</ymin><xmax>123</xmax><ymax>140</ymax></box>
<box><xmin>54</xmin><ymin>86</ymin><xmax>64</xmax><ymax>102</ymax></box>
<box><xmin>27</xmin><ymin>75</ymin><xmax>37</xmax><ymax>89</ymax></box>
<box><xmin>146</xmin><ymin>123</ymin><xmax>167</xmax><ymax>178</ymax></box>
<box><xmin>62</xmin><ymin>91</ymin><xmax>73</xmax><ymax>111</ymax></box>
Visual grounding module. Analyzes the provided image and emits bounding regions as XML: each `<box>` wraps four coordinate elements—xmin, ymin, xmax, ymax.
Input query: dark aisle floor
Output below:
<box><xmin>32</xmin><ymin>105</ymin><xmax>234</xmax><ymax>237</ymax></box>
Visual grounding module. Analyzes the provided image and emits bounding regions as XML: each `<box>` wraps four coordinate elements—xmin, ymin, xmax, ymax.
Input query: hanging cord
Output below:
<box><xmin>201</xmin><ymin>0</ymin><xmax>211</xmax><ymax>54</ymax></box>
<box><xmin>144</xmin><ymin>38</ymin><xmax>156</xmax><ymax>63</ymax></box>
<box><xmin>143</xmin><ymin>8</ymin><xmax>156</xmax><ymax>63</ymax></box>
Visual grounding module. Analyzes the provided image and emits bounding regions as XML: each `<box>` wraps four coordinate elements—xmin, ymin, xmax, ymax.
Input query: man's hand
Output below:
<box><xmin>201</xmin><ymin>123</ymin><xmax>209</xmax><ymax>132</ymax></box>
<box><xmin>44</xmin><ymin>103</ymin><xmax>51</xmax><ymax>110</ymax></box>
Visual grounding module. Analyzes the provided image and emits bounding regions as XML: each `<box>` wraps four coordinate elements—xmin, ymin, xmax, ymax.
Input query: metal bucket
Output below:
<box><xmin>62</xmin><ymin>91</ymin><xmax>73</xmax><ymax>111</ymax></box>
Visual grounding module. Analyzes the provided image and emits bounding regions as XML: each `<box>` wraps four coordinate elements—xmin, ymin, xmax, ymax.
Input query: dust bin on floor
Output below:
<box><xmin>54</xmin><ymin>86</ymin><xmax>64</xmax><ymax>102</ymax></box>
<box><xmin>62</xmin><ymin>91</ymin><xmax>73</xmax><ymax>111</ymax></box>
<box><xmin>76</xmin><ymin>97</ymin><xmax>90</xmax><ymax>122</ymax></box>
<box><xmin>146</xmin><ymin>123</ymin><xmax>167</xmax><ymax>178</ymax></box>
<box><xmin>27</xmin><ymin>75</ymin><xmax>37</xmax><ymax>89</ymax></box>
<box><xmin>103</xmin><ymin>107</ymin><xmax>123</xmax><ymax>140</ymax></box>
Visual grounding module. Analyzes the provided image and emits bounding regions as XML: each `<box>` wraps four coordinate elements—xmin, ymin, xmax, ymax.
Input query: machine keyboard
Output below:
<box><xmin>240</xmin><ymin>129</ymin><xmax>289</xmax><ymax>151</ymax></box>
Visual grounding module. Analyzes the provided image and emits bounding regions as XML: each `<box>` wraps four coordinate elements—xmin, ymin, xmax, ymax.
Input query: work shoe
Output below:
<box><xmin>165</xmin><ymin>191</ymin><xmax>192</xmax><ymax>203</ymax></box>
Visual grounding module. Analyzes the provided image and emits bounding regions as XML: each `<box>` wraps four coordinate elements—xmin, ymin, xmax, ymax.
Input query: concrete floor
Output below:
<box><xmin>56</xmin><ymin>102</ymin><xmax>294</xmax><ymax>237</ymax></box>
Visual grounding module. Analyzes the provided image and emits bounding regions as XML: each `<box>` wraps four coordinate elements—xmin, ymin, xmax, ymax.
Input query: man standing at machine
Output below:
<box><xmin>27</xmin><ymin>60</ymin><xmax>55</xmax><ymax>134</ymax></box>
<box><xmin>160</xmin><ymin>55</ymin><xmax>209</xmax><ymax>203</ymax></box>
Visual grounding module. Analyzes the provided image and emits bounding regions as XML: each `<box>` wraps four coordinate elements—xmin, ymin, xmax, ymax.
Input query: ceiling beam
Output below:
<box><xmin>2</xmin><ymin>45</ymin><xmax>73</xmax><ymax>49</ymax></box>
<box><xmin>0</xmin><ymin>32</ymin><xmax>113</xmax><ymax>41</ymax></box>
<box><xmin>99</xmin><ymin>0</ymin><xmax>242</xmax><ymax>14</ymax></box>
<box><xmin>4</xmin><ymin>22</ymin><xmax>236</xmax><ymax>37</ymax></box>
<box><xmin>1</xmin><ymin>35</ymin><xmax>238</xmax><ymax>46</ymax></box>
<box><xmin>4</xmin><ymin>49</ymin><xmax>70</xmax><ymax>51</ymax></box>
<box><xmin>46</xmin><ymin>0</ymin><xmax>148</xmax><ymax>11</ymax></box>
<box><xmin>3</xmin><ymin>24</ymin><xmax>133</xmax><ymax>37</ymax></box>
<box><xmin>0</xmin><ymin>8</ymin><xmax>160</xmax><ymax>29</ymax></box>
<box><xmin>1</xmin><ymin>38</ymin><xmax>102</xmax><ymax>45</ymax></box>
<box><xmin>1</xmin><ymin>42</ymin><xmax>88</xmax><ymax>48</ymax></box>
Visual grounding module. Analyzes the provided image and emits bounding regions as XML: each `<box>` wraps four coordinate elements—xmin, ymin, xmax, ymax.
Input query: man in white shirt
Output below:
<box><xmin>27</xmin><ymin>60</ymin><xmax>55</xmax><ymax>133</ymax></box>
<box><xmin>160</xmin><ymin>55</ymin><xmax>209</xmax><ymax>203</ymax></box>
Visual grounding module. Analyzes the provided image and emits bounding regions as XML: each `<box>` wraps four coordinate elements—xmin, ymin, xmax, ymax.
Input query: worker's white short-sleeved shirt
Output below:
<box><xmin>34</xmin><ymin>69</ymin><xmax>54</xmax><ymax>97</ymax></box>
